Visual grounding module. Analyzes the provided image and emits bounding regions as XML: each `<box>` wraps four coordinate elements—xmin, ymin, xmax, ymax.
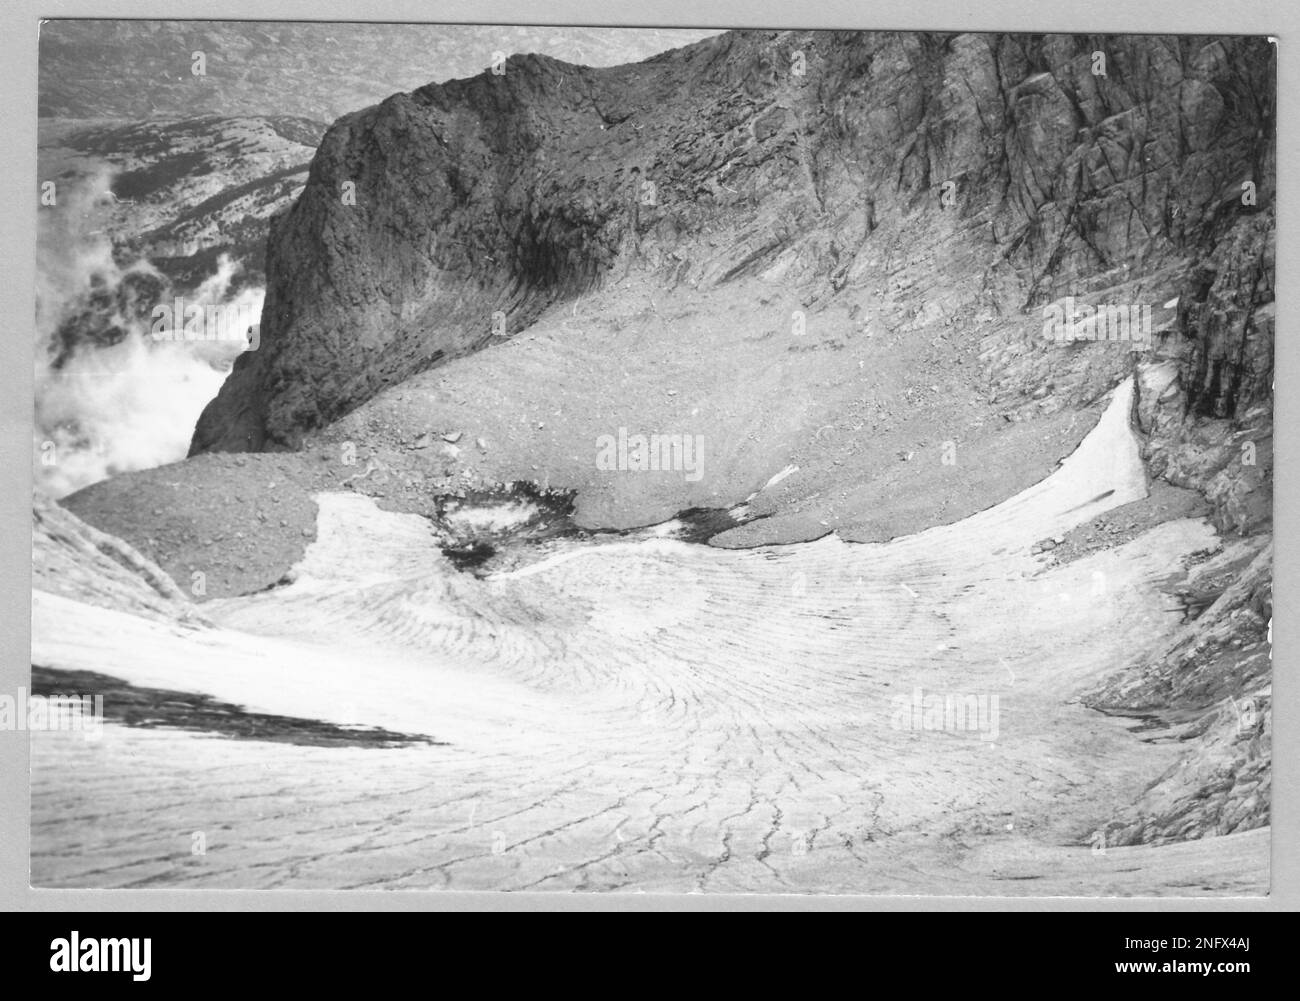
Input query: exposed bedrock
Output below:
<box><xmin>190</xmin><ymin>30</ymin><xmax>1275</xmax><ymax>484</ymax></box>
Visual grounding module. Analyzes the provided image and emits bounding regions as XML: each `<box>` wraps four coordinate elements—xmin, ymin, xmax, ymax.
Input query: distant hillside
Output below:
<box><xmin>38</xmin><ymin>21</ymin><xmax>722</xmax><ymax>121</ymax></box>
<box><xmin>38</xmin><ymin>116</ymin><xmax>322</xmax><ymax>289</ymax></box>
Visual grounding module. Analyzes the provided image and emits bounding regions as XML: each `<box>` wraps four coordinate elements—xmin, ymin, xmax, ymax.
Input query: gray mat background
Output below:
<box><xmin>1</xmin><ymin>0</ymin><xmax>1293</xmax><ymax>911</ymax></box>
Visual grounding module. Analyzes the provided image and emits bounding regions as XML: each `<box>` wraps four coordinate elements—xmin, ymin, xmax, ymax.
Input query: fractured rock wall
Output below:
<box><xmin>190</xmin><ymin>30</ymin><xmax>1275</xmax><ymax>459</ymax></box>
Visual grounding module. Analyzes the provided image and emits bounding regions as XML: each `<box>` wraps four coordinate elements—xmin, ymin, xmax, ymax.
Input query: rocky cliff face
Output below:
<box><xmin>192</xmin><ymin>30</ymin><xmax>1274</xmax><ymax>461</ymax></box>
<box><xmin>35</xmin><ymin>116</ymin><xmax>325</xmax><ymax>496</ymax></box>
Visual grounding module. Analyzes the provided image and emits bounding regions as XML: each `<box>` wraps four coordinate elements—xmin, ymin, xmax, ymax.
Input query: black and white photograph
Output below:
<box><xmin>23</xmin><ymin>16</ymin><xmax>1274</xmax><ymax>897</ymax></box>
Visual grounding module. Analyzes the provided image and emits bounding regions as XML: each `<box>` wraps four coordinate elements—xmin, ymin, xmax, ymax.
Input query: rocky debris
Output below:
<box><xmin>33</xmin><ymin>492</ymin><xmax>209</xmax><ymax>626</ymax></box>
<box><xmin>1092</xmin><ymin>689</ymin><xmax>1270</xmax><ymax>848</ymax></box>
<box><xmin>1141</xmin><ymin>393</ymin><xmax>1273</xmax><ymax>539</ymax></box>
<box><xmin>1081</xmin><ymin>538</ymin><xmax>1271</xmax><ymax>843</ymax></box>
<box><xmin>60</xmin><ymin>453</ymin><xmax>323</xmax><ymax>602</ymax></box>
<box><xmin>59</xmin><ymin>438</ymin><xmax>577</xmax><ymax>600</ymax></box>
<box><xmin>1087</xmin><ymin>538</ymin><xmax>1271</xmax><ymax>714</ymax></box>
<box><xmin>1044</xmin><ymin>481</ymin><xmax>1212</xmax><ymax>565</ymax></box>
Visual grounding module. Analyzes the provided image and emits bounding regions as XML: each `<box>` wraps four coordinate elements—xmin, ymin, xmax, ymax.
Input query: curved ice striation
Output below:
<box><xmin>30</xmin><ymin>376</ymin><xmax>1266</xmax><ymax>893</ymax></box>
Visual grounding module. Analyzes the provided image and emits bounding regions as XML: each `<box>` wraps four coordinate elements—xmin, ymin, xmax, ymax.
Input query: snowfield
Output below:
<box><xmin>29</xmin><ymin>377</ymin><xmax>1267</xmax><ymax>893</ymax></box>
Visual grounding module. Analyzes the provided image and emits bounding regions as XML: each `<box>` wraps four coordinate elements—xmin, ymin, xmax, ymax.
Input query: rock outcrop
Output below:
<box><xmin>1083</xmin><ymin>539</ymin><xmax>1271</xmax><ymax>844</ymax></box>
<box><xmin>33</xmin><ymin>491</ymin><xmax>208</xmax><ymax>626</ymax></box>
<box><xmin>192</xmin><ymin>30</ymin><xmax>1275</xmax><ymax>462</ymax></box>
